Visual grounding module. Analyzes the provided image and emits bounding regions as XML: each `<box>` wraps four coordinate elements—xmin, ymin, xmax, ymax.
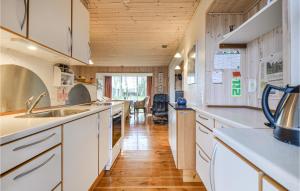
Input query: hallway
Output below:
<box><xmin>93</xmin><ymin>114</ymin><xmax>205</xmax><ymax>190</ymax></box>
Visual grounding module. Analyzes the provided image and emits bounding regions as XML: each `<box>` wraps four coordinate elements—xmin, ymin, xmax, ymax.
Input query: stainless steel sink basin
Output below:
<box><xmin>80</xmin><ymin>102</ymin><xmax>112</xmax><ymax>106</ymax></box>
<box><xmin>16</xmin><ymin>109</ymin><xmax>89</xmax><ymax>118</ymax></box>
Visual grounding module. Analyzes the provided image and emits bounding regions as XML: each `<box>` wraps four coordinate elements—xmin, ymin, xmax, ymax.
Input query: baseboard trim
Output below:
<box><xmin>89</xmin><ymin>169</ymin><xmax>105</xmax><ymax>191</ymax></box>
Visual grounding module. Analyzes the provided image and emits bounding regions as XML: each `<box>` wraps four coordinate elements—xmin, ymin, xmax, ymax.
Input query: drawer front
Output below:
<box><xmin>1</xmin><ymin>127</ymin><xmax>61</xmax><ymax>174</ymax></box>
<box><xmin>196</xmin><ymin>144</ymin><xmax>211</xmax><ymax>191</ymax></box>
<box><xmin>1</xmin><ymin>146</ymin><xmax>61</xmax><ymax>191</ymax></box>
<box><xmin>196</xmin><ymin>122</ymin><xmax>214</xmax><ymax>158</ymax></box>
<box><xmin>196</xmin><ymin>112</ymin><xmax>214</xmax><ymax>130</ymax></box>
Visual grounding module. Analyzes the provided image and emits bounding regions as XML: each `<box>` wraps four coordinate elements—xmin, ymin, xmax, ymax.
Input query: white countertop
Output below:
<box><xmin>214</xmin><ymin>128</ymin><xmax>300</xmax><ymax>191</ymax></box>
<box><xmin>193</xmin><ymin>106</ymin><xmax>268</xmax><ymax>129</ymax></box>
<box><xmin>0</xmin><ymin>101</ymin><xmax>123</xmax><ymax>145</ymax></box>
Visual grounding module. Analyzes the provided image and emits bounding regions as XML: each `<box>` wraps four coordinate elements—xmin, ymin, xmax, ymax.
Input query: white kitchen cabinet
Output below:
<box><xmin>72</xmin><ymin>0</ymin><xmax>90</xmax><ymax>64</ymax></box>
<box><xmin>196</xmin><ymin>112</ymin><xmax>214</xmax><ymax>130</ymax></box>
<box><xmin>1</xmin><ymin>146</ymin><xmax>61</xmax><ymax>191</ymax></box>
<box><xmin>196</xmin><ymin>144</ymin><xmax>211</xmax><ymax>191</ymax></box>
<box><xmin>1</xmin><ymin>126</ymin><xmax>61</xmax><ymax>174</ymax></box>
<box><xmin>63</xmin><ymin>114</ymin><xmax>98</xmax><ymax>191</ymax></box>
<box><xmin>196</xmin><ymin>122</ymin><xmax>214</xmax><ymax>158</ymax></box>
<box><xmin>0</xmin><ymin>0</ymin><xmax>28</xmax><ymax>36</ymax></box>
<box><xmin>212</xmin><ymin>141</ymin><xmax>261</xmax><ymax>191</ymax></box>
<box><xmin>168</xmin><ymin>105</ymin><xmax>177</xmax><ymax>166</ymax></box>
<box><xmin>98</xmin><ymin>109</ymin><xmax>111</xmax><ymax>173</ymax></box>
<box><xmin>262</xmin><ymin>176</ymin><xmax>287</xmax><ymax>191</ymax></box>
<box><xmin>28</xmin><ymin>0</ymin><xmax>72</xmax><ymax>55</ymax></box>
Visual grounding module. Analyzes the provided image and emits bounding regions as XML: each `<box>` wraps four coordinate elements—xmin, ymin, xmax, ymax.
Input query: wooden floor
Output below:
<box><xmin>93</xmin><ymin>114</ymin><xmax>206</xmax><ymax>191</ymax></box>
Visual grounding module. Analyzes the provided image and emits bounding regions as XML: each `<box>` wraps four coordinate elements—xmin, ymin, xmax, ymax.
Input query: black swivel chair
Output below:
<box><xmin>152</xmin><ymin>94</ymin><xmax>168</xmax><ymax>124</ymax></box>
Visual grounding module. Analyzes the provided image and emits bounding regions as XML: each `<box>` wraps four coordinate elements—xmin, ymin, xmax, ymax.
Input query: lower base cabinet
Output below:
<box><xmin>1</xmin><ymin>146</ymin><xmax>61</xmax><ymax>191</ymax></box>
<box><xmin>196</xmin><ymin>144</ymin><xmax>211</xmax><ymax>191</ymax></box>
<box><xmin>63</xmin><ymin>114</ymin><xmax>98</xmax><ymax>191</ymax></box>
<box><xmin>98</xmin><ymin>109</ymin><xmax>111</xmax><ymax>173</ymax></box>
<box><xmin>212</xmin><ymin>141</ymin><xmax>261</xmax><ymax>191</ymax></box>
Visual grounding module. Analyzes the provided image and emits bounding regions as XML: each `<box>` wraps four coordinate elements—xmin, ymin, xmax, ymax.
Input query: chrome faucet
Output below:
<box><xmin>25</xmin><ymin>92</ymin><xmax>47</xmax><ymax>114</ymax></box>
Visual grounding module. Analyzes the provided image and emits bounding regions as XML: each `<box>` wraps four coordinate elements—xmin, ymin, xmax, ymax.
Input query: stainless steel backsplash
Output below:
<box><xmin>0</xmin><ymin>64</ymin><xmax>50</xmax><ymax>112</ymax></box>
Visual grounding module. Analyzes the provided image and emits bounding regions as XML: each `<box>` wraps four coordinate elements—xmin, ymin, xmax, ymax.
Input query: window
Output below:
<box><xmin>112</xmin><ymin>76</ymin><xmax>147</xmax><ymax>101</ymax></box>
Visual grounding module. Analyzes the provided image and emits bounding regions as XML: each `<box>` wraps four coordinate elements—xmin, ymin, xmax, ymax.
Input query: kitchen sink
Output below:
<box><xmin>80</xmin><ymin>102</ymin><xmax>112</xmax><ymax>106</ymax></box>
<box><xmin>16</xmin><ymin>109</ymin><xmax>89</xmax><ymax>118</ymax></box>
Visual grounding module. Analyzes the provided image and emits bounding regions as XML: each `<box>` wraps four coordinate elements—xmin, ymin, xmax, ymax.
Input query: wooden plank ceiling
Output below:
<box><xmin>88</xmin><ymin>0</ymin><xmax>200</xmax><ymax>66</ymax></box>
<box><xmin>208</xmin><ymin>0</ymin><xmax>258</xmax><ymax>13</ymax></box>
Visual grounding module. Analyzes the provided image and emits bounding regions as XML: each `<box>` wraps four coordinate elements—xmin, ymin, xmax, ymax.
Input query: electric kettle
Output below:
<box><xmin>262</xmin><ymin>84</ymin><xmax>300</xmax><ymax>146</ymax></box>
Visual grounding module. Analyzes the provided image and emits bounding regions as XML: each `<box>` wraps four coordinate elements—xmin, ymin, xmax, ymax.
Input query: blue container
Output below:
<box><xmin>177</xmin><ymin>97</ymin><xmax>187</xmax><ymax>106</ymax></box>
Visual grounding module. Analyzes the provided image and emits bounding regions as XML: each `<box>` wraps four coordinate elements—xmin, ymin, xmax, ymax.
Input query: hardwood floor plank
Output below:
<box><xmin>93</xmin><ymin>114</ymin><xmax>205</xmax><ymax>191</ymax></box>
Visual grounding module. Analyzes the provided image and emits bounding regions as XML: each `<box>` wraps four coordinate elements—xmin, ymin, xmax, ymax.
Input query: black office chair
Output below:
<box><xmin>152</xmin><ymin>94</ymin><xmax>168</xmax><ymax>124</ymax></box>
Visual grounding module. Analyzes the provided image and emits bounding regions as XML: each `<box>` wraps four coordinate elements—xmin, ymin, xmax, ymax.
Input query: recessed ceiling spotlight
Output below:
<box><xmin>174</xmin><ymin>52</ymin><xmax>182</xmax><ymax>58</ymax></box>
<box><xmin>89</xmin><ymin>59</ymin><xmax>94</xmax><ymax>65</ymax></box>
<box><xmin>175</xmin><ymin>65</ymin><xmax>181</xmax><ymax>70</ymax></box>
<box><xmin>27</xmin><ymin>45</ymin><xmax>37</xmax><ymax>50</ymax></box>
<box><xmin>162</xmin><ymin>44</ymin><xmax>168</xmax><ymax>48</ymax></box>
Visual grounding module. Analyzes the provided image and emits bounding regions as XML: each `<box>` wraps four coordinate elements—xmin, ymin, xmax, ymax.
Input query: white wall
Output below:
<box><xmin>169</xmin><ymin>0</ymin><xmax>214</xmax><ymax>106</ymax></box>
<box><xmin>0</xmin><ymin>48</ymin><xmax>97</xmax><ymax>106</ymax></box>
<box><xmin>289</xmin><ymin>0</ymin><xmax>300</xmax><ymax>85</ymax></box>
<box><xmin>0</xmin><ymin>48</ymin><xmax>64</xmax><ymax>106</ymax></box>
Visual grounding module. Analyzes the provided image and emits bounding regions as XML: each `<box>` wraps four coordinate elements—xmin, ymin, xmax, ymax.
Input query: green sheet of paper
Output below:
<box><xmin>232</xmin><ymin>78</ymin><xmax>241</xmax><ymax>97</ymax></box>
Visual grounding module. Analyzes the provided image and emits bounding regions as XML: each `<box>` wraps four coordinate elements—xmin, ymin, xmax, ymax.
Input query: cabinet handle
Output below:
<box><xmin>198</xmin><ymin>150</ymin><xmax>209</xmax><ymax>163</ymax></box>
<box><xmin>198</xmin><ymin>115</ymin><xmax>208</xmax><ymax>120</ymax></box>
<box><xmin>210</xmin><ymin>145</ymin><xmax>218</xmax><ymax>191</ymax></box>
<box><xmin>13</xmin><ymin>154</ymin><xmax>55</xmax><ymax>181</ymax></box>
<box><xmin>20</xmin><ymin>0</ymin><xmax>27</xmax><ymax>30</ymax></box>
<box><xmin>198</xmin><ymin>126</ymin><xmax>209</xmax><ymax>134</ymax></box>
<box><xmin>13</xmin><ymin>133</ymin><xmax>56</xmax><ymax>151</ymax></box>
<box><xmin>68</xmin><ymin>27</ymin><xmax>72</xmax><ymax>53</ymax></box>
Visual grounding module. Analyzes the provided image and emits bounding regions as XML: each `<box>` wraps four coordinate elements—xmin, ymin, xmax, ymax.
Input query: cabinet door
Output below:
<box><xmin>99</xmin><ymin>109</ymin><xmax>111</xmax><ymax>173</ymax></box>
<box><xmin>196</xmin><ymin>144</ymin><xmax>211</xmax><ymax>191</ymax></box>
<box><xmin>168</xmin><ymin>105</ymin><xmax>172</xmax><ymax>146</ymax></box>
<box><xmin>1</xmin><ymin>146</ymin><xmax>61</xmax><ymax>191</ymax></box>
<box><xmin>262</xmin><ymin>176</ymin><xmax>287</xmax><ymax>191</ymax></box>
<box><xmin>168</xmin><ymin>106</ymin><xmax>177</xmax><ymax>166</ymax></box>
<box><xmin>0</xmin><ymin>0</ymin><xmax>27</xmax><ymax>36</ymax></box>
<box><xmin>72</xmin><ymin>0</ymin><xmax>90</xmax><ymax>64</ymax></box>
<box><xmin>212</xmin><ymin>141</ymin><xmax>261</xmax><ymax>191</ymax></box>
<box><xmin>28</xmin><ymin>0</ymin><xmax>71</xmax><ymax>55</ymax></box>
<box><xmin>63</xmin><ymin>114</ymin><xmax>98</xmax><ymax>191</ymax></box>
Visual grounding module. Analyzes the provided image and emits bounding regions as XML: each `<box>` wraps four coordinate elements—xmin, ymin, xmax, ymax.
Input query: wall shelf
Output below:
<box><xmin>219</xmin><ymin>0</ymin><xmax>282</xmax><ymax>45</ymax></box>
<box><xmin>53</xmin><ymin>66</ymin><xmax>74</xmax><ymax>87</ymax></box>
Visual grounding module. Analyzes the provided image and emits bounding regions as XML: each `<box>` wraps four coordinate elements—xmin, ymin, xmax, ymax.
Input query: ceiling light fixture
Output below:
<box><xmin>191</xmin><ymin>53</ymin><xmax>196</xmax><ymax>58</ymax></box>
<box><xmin>175</xmin><ymin>65</ymin><xmax>181</xmax><ymax>70</ymax></box>
<box><xmin>27</xmin><ymin>45</ymin><xmax>37</xmax><ymax>50</ymax></box>
<box><xmin>174</xmin><ymin>53</ymin><xmax>182</xmax><ymax>58</ymax></box>
<box><xmin>89</xmin><ymin>59</ymin><xmax>94</xmax><ymax>65</ymax></box>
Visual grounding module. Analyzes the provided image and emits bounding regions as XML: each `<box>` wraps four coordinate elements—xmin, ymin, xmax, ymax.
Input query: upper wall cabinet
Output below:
<box><xmin>72</xmin><ymin>0</ymin><xmax>90</xmax><ymax>64</ymax></box>
<box><xmin>28</xmin><ymin>0</ymin><xmax>72</xmax><ymax>56</ymax></box>
<box><xmin>0</xmin><ymin>0</ymin><xmax>28</xmax><ymax>37</ymax></box>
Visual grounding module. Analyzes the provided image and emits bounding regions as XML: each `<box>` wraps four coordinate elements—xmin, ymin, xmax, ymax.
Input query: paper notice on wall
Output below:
<box><xmin>259</xmin><ymin>52</ymin><xmax>283</xmax><ymax>99</ymax></box>
<box><xmin>212</xmin><ymin>70</ymin><xmax>223</xmax><ymax>84</ymax></box>
<box><xmin>248</xmin><ymin>79</ymin><xmax>257</xmax><ymax>93</ymax></box>
<box><xmin>214</xmin><ymin>53</ymin><xmax>241</xmax><ymax>70</ymax></box>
